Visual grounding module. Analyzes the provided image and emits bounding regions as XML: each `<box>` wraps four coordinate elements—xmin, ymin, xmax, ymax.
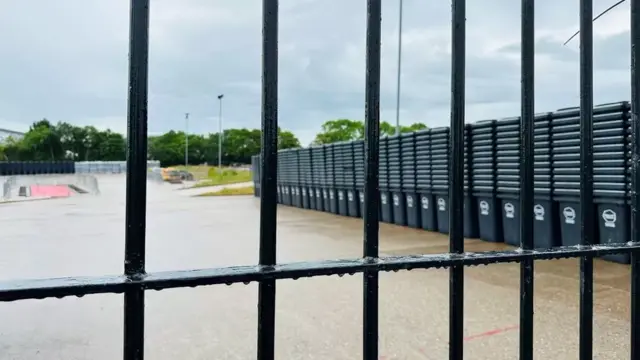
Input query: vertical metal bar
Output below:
<box><xmin>630</xmin><ymin>0</ymin><xmax>640</xmax><ymax>357</ymax></box>
<box><xmin>363</xmin><ymin>0</ymin><xmax>382</xmax><ymax>359</ymax></box>
<box><xmin>394</xmin><ymin>0</ymin><xmax>403</xmax><ymax>136</ymax></box>
<box><xmin>123</xmin><ymin>0</ymin><xmax>150</xmax><ymax>359</ymax></box>
<box><xmin>218</xmin><ymin>95</ymin><xmax>224</xmax><ymax>171</ymax></box>
<box><xmin>185</xmin><ymin>113</ymin><xmax>189</xmax><ymax>167</ymax></box>
<box><xmin>257</xmin><ymin>0</ymin><xmax>278</xmax><ymax>359</ymax></box>
<box><xmin>449</xmin><ymin>0</ymin><xmax>465</xmax><ymax>359</ymax></box>
<box><xmin>519</xmin><ymin>0</ymin><xmax>535</xmax><ymax>358</ymax></box>
<box><xmin>579</xmin><ymin>0</ymin><xmax>594</xmax><ymax>358</ymax></box>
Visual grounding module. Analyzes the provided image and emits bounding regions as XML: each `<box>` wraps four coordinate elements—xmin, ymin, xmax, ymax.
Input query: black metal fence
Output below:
<box><xmin>0</xmin><ymin>160</ymin><xmax>75</xmax><ymax>175</ymax></box>
<box><xmin>1</xmin><ymin>0</ymin><xmax>640</xmax><ymax>359</ymax></box>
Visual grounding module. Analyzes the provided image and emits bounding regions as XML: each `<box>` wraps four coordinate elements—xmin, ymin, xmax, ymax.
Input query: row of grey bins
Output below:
<box><xmin>0</xmin><ymin>161</ymin><xmax>75</xmax><ymax>175</ymax></box>
<box><xmin>250</xmin><ymin>101</ymin><xmax>633</xmax><ymax>264</ymax></box>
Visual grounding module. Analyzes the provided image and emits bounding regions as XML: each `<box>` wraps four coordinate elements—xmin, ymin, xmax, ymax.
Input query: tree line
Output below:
<box><xmin>0</xmin><ymin>118</ymin><xmax>427</xmax><ymax>166</ymax></box>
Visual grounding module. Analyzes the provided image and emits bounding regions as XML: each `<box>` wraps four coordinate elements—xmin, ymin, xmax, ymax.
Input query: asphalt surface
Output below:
<box><xmin>0</xmin><ymin>175</ymin><xmax>632</xmax><ymax>359</ymax></box>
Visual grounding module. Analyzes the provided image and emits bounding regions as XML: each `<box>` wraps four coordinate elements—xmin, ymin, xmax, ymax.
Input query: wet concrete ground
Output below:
<box><xmin>0</xmin><ymin>175</ymin><xmax>632</xmax><ymax>359</ymax></box>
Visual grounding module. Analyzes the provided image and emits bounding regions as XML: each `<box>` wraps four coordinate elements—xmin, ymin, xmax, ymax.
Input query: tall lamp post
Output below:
<box><xmin>395</xmin><ymin>0</ymin><xmax>404</xmax><ymax>136</ymax></box>
<box><xmin>217</xmin><ymin>94</ymin><xmax>224</xmax><ymax>171</ymax></box>
<box><xmin>184</xmin><ymin>112</ymin><xmax>189</xmax><ymax>167</ymax></box>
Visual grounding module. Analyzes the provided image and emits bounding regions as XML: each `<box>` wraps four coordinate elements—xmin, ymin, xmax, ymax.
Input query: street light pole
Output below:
<box><xmin>395</xmin><ymin>0</ymin><xmax>404</xmax><ymax>136</ymax></box>
<box><xmin>184</xmin><ymin>112</ymin><xmax>189</xmax><ymax>167</ymax></box>
<box><xmin>217</xmin><ymin>94</ymin><xmax>224</xmax><ymax>171</ymax></box>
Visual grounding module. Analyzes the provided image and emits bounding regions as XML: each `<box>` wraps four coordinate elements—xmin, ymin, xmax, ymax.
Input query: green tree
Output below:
<box><xmin>401</xmin><ymin>122</ymin><xmax>428</xmax><ymax>132</ymax></box>
<box><xmin>312</xmin><ymin>119</ymin><xmax>428</xmax><ymax>145</ymax></box>
<box><xmin>1</xmin><ymin>118</ymin><xmax>304</xmax><ymax>166</ymax></box>
<box><xmin>145</xmin><ymin>126</ymin><xmax>301</xmax><ymax>167</ymax></box>
<box><xmin>312</xmin><ymin>119</ymin><xmax>364</xmax><ymax>144</ymax></box>
<box><xmin>21</xmin><ymin>119</ymin><xmax>64</xmax><ymax>160</ymax></box>
<box><xmin>278</xmin><ymin>128</ymin><xmax>301</xmax><ymax>149</ymax></box>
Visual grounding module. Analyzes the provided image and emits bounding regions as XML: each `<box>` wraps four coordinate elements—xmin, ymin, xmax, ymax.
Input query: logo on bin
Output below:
<box><xmin>322</xmin><ymin>190</ymin><xmax>328</xmax><ymax>199</ymax></box>
<box><xmin>504</xmin><ymin>203</ymin><xmax>515</xmax><ymax>219</ymax></box>
<box><xmin>338</xmin><ymin>191</ymin><xmax>344</xmax><ymax>201</ymax></box>
<box><xmin>316</xmin><ymin>189</ymin><xmax>321</xmax><ymax>198</ymax></box>
<box><xmin>277</xmin><ymin>187</ymin><xmax>281</xmax><ymax>194</ymax></box>
<box><xmin>602</xmin><ymin>209</ymin><xmax>617</xmax><ymax>228</ymax></box>
<box><xmin>407</xmin><ymin>195</ymin><xmax>414</xmax><ymax>208</ymax></box>
<box><xmin>392</xmin><ymin>194</ymin><xmax>399</xmax><ymax>207</ymax></box>
<box><xmin>284</xmin><ymin>187</ymin><xmax>288</xmax><ymax>195</ymax></box>
<box><xmin>563</xmin><ymin>207</ymin><xmax>576</xmax><ymax>224</ymax></box>
<box><xmin>534</xmin><ymin>204</ymin><xmax>545</xmax><ymax>221</ymax></box>
<box><xmin>421</xmin><ymin>196</ymin><xmax>429</xmax><ymax>209</ymax></box>
<box><xmin>302</xmin><ymin>188</ymin><xmax>306</xmax><ymax>196</ymax></box>
<box><xmin>329</xmin><ymin>190</ymin><xmax>335</xmax><ymax>199</ymax></box>
<box><xmin>359</xmin><ymin>192</ymin><xmax>364</xmax><ymax>203</ymax></box>
<box><xmin>381</xmin><ymin>194</ymin><xmax>387</xmax><ymax>205</ymax></box>
<box><xmin>437</xmin><ymin>198</ymin><xmax>446</xmax><ymax>211</ymax></box>
<box><xmin>347</xmin><ymin>191</ymin><xmax>353</xmax><ymax>202</ymax></box>
<box><xmin>295</xmin><ymin>188</ymin><xmax>299</xmax><ymax>195</ymax></box>
<box><xmin>479</xmin><ymin>201</ymin><xmax>490</xmax><ymax>216</ymax></box>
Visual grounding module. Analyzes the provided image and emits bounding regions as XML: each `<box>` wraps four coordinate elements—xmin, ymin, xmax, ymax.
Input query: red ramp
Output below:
<box><xmin>29</xmin><ymin>185</ymin><xmax>72</xmax><ymax>198</ymax></box>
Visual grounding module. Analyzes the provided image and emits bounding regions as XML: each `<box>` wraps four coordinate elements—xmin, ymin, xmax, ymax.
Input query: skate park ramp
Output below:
<box><xmin>2</xmin><ymin>174</ymin><xmax>100</xmax><ymax>200</ymax></box>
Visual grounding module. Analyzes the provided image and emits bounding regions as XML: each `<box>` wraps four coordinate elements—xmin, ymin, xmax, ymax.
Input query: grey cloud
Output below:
<box><xmin>0</xmin><ymin>0</ymin><xmax>634</xmax><ymax>145</ymax></box>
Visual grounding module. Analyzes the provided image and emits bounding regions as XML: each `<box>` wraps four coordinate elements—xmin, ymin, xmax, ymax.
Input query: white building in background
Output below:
<box><xmin>0</xmin><ymin>128</ymin><xmax>24</xmax><ymax>143</ymax></box>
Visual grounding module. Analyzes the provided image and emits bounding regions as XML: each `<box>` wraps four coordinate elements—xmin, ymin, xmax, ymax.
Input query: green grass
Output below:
<box><xmin>189</xmin><ymin>167</ymin><xmax>253</xmax><ymax>188</ymax></box>
<box><xmin>197</xmin><ymin>185</ymin><xmax>255</xmax><ymax>197</ymax></box>
<box><xmin>170</xmin><ymin>165</ymin><xmax>252</xmax><ymax>187</ymax></box>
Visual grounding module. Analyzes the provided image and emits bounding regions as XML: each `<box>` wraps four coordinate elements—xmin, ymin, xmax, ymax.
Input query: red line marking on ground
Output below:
<box><xmin>379</xmin><ymin>325</ymin><xmax>519</xmax><ymax>358</ymax></box>
<box><xmin>463</xmin><ymin>324</ymin><xmax>519</xmax><ymax>342</ymax></box>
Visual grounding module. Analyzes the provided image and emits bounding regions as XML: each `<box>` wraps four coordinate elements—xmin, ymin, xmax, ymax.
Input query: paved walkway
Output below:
<box><xmin>175</xmin><ymin>181</ymin><xmax>253</xmax><ymax>197</ymax></box>
<box><xmin>0</xmin><ymin>175</ymin><xmax>631</xmax><ymax>359</ymax></box>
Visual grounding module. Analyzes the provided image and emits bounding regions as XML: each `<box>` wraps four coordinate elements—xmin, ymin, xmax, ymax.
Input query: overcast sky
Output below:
<box><xmin>0</xmin><ymin>0</ymin><xmax>633</xmax><ymax>145</ymax></box>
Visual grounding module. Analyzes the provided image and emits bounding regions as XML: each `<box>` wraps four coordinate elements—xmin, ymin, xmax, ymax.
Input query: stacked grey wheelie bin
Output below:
<box><xmin>354</xmin><ymin>140</ymin><xmax>365</xmax><ymax>218</ymax></box>
<box><xmin>532</xmin><ymin>112</ymin><xmax>557</xmax><ymax>249</ymax></box>
<box><xmin>343</xmin><ymin>142</ymin><xmax>359</xmax><ymax>217</ymax></box>
<box><xmin>495</xmin><ymin>117</ymin><xmax>518</xmax><ymax>245</ymax></box>
<box><xmin>431</xmin><ymin>127</ymin><xmax>450</xmax><ymax>234</ymax></box>
<box><xmin>401</xmin><ymin>132</ymin><xmax>420</xmax><ymax>228</ymax></box>
<box><xmin>311</xmin><ymin>145</ymin><xmax>325</xmax><ymax>211</ymax></box>
<box><xmin>276</xmin><ymin>150</ymin><xmax>287</xmax><ymax>205</ymax></box>
<box><xmin>494</xmin><ymin>112</ymin><xmax>557</xmax><ymax>248</ymax></box>
<box><xmin>324</xmin><ymin>144</ymin><xmax>338</xmax><ymax>214</ymax></box>
<box><xmin>334</xmin><ymin>141</ymin><xmax>349</xmax><ymax>216</ymax></box>
<box><xmin>552</xmin><ymin>102</ymin><xmax>631</xmax><ymax>263</ymax></box>
<box><xmin>379</xmin><ymin>136</ymin><xmax>393</xmax><ymax>223</ymax></box>
<box><xmin>298</xmin><ymin>147</ymin><xmax>312</xmax><ymax>209</ymax></box>
<box><xmin>388</xmin><ymin>135</ymin><xmax>405</xmax><ymax>226</ymax></box>
<box><xmin>464</xmin><ymin>124</ymin><xmax>479</xmax><ymax>238</ymax></box>
<box><xmin>471</xmin><ymin>120</ymin><xmax>502</xmax><ymax>242</ymax></box>
<box><xmin>416</xmin><ymin>129</ymin><xmax>437</xmax><ymax>231</ymax></box>
<box><xmin>291</xmin><ymin>149</ymin><xmax>303</xmax><ymax>208</ymax></box>
<box><xmin>264</xmin><ymin>99</ymin><xmax>637</xmax><ymax>266</ymax></box>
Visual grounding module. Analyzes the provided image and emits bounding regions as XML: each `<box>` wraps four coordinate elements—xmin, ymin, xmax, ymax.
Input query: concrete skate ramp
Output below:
<box><xmin>2</xmin><ymin>174</ymin><xmax>100</xmax><ymax>200</ymax></box>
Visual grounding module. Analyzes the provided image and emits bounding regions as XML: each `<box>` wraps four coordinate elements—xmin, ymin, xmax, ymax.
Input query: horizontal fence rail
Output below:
<box><xmin>1</xmin><ymin>0</ymin><xmax>640</xmax><ymax>359</ymax></box>
<box><xmin>1</xmin><ymin>242</ymin><xmax>639</xmax><ymax>302</ymax></box>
